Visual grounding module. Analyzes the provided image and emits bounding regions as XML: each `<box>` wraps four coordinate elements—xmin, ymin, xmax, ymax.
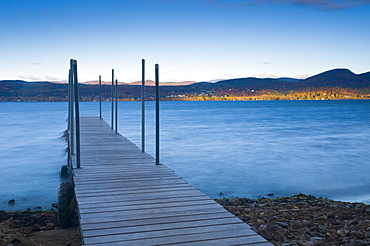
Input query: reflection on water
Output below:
<box><xmin>0</xmin><ymin>100</ymin><xmax>369</xmax><ymax>211</ymax></box>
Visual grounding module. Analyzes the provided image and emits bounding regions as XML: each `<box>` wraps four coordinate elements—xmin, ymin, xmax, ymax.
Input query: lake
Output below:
<box><xmin>1</xmin><ymin>100</ymin><xmax>369</xmax><ymax>211</ymax></box>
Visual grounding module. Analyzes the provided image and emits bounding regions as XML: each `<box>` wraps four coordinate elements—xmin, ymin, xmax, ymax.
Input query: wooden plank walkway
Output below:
<box><xmin>73</xmin><ymin>117</ymin><xmax>272</xmax><ymax>246</ymax></box>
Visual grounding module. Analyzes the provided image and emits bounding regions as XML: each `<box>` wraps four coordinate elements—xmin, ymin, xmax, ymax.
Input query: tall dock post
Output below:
<box><xmin>68</xmin><ymin>70</ymin><xmax>72</xmax><ymax>130</ymax></box>
<box><xmin>111</xmin><ymin>69</ymin><xmax>114</xmax><ymax>130</ymax></box>
<box><xmin>115</xmin><ymin>79</ymin><xmax>118</xmax><ymax>134</ymax></box>
<box><xmin>155</xmin><ymin>64</ymin><xmax>160</xmax><ymax>165</ymax></box>
<box><xmin>99</xmin><ymin>75</ymin><xmax>102</xmax><ymax>119</ymax></box>
<box><xmin>67</xmin><ymin>69</ymin><xmax>73</xmax><ymax>169</ymax></box>
<box><xmin>68</xmin><ymin>67</ymin><xmax>74</xmax><ymax>156</ymax></box>
<box><xmin>141</xmin><ymin>59</ymin><xmax>145</xmax><ymax>152</ymax></box>
<box><xmin>72</xmin><ymin>59</ymin><xmax>81</xmax><ymax>168</ymax></box>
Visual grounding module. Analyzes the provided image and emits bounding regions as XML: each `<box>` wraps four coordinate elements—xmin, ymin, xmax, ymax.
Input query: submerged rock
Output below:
<box><xmin>7</xmin><ymin>199</ymin><xmax>15</xmax><ymax>205</ymax></box>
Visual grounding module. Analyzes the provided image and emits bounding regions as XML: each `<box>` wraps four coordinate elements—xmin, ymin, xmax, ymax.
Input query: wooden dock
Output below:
<box><xmin>73</xmin><ymin>117</ymin><xmax>272</xmax><ymax>245</ymax></box>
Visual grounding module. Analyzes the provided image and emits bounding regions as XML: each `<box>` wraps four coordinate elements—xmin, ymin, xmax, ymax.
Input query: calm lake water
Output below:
<box><xmin>1</xmin><ymin>100</ymin><xmax>369</xmax><ymax>211</ymax></box>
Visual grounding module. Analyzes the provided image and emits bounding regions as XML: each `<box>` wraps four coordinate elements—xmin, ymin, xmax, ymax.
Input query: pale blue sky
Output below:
<box><xmin>1</xmin><ymin>0</ymin><xmax>370</xmax><ymax>82</ymax></box>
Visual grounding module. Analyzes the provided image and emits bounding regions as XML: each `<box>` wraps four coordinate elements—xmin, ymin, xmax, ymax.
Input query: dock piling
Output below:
<box><xmin>115</xmin><ymin>79</ymin><xmax>118</xmax><ymax>134</ymax></box>
<box><xmin>142</xmin><ymin>59</ymin><xmax>145</xmax><ymax>153</ymax></box>
<box><xmin>155</xmin><ymin>64</ymin><xmax>160</xmax><ymax>165</ymax></box>
<box><xmin>71</xmin><ymin>59</ymin><xmax>81</xmax><ymax>169</ymax></box>
<box><xmin>99</xmin><ymin>75</ymin><xmax>102</xmax><ymax>119</ymax></box>
<box><xmin>68</xmin><ymin>68</ymin><xmax>74</xmax><ymax>156</ymax></box>
<box><xmin>111</xmin><ymin>69</ymin><xmax>114</xmax><ymax>130</ymax></box>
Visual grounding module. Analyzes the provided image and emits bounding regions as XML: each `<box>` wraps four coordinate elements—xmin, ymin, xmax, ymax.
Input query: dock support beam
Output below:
<box><xmin>67</xmin><ymin>69</ymin><xmax>73</xmax><ymax>170</ymax></box>
<box><xmin>111</xmin><ymin>69</ymin><xmax>114</xmax><ymax>130</ymax></box>
<box><xmin>141</xmin><ymin>59</ymin><xmax>145</xmax><ymax>152</ymax></box>
<box><xmin>68</xmin><ymin>68</ymin><xmax>74</xmax><ymax>156</ymax></box>
<box><xmin>155</xmin><ymin>64</ymin><xmax>160</xmax><ymax>165</ymax></box>
<box><xmin>115</xmin><ymin>79</ymin><xmax>118</xmax><ymax>134</ymax></box>
<box><xmin>99</xmin><ymin>75</ymin><xmax>102</xmax><ymax>119</ymax></box>
<box><xmin>71</xmin><ymin>59</ymin><xmax>81</xmax><ymax>169</ymax></box>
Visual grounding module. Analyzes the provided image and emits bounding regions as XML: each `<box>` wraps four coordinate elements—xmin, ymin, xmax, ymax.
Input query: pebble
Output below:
<box><xmin>10</xmin><ymin>238</ymin><xmax>20</xmax><ymax>243</ymax></box>
<box><xmin>275</xmin><ymin>222</ymin><xmax>289</xmax><ymax>228</ymax></box>
<box><xmin>310</xmin><ymin>236</ymin><xmax>323</xmax><ymax>242</ymax></box>
<box><xmin>259</xmin><ymin>224</ymin><xmax>268</xmax><ymax>230</ymax></box>
<box><xmin>326</xmin><ymin>211</ymin><xmax>336</xmax><ymax>218</ymax></box>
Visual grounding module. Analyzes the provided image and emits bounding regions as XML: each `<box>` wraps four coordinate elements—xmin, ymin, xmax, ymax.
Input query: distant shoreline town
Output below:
<box><xmin>1</xmin><ymin>68</ymin><xmax>369</xmax><ymax>102</ymax></box>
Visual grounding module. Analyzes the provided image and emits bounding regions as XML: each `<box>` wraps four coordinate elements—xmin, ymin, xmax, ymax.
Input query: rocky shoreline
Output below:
<box><xmin>0</xmin><ymin>210</ymin><xmax>80</xmax><ymax>246</ymax></box>
<box><xmin>216</xmin><ymin>193</ymin><xmax>370</xmax><ymax>246</ymax></box>
<box><xmin>1</xmin><ymin>194</ymin><xmax>369</xmax><ymax>246</ymax></box>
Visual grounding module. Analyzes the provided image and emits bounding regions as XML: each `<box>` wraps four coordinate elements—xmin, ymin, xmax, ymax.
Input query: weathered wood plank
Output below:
<box><xmin>76</xmin><ymin>190</ymin><xmax>210</xmax><ymax>206</ymax></box>
<box><xmin>78</xmin><ymin>195</ymin><xmax>211</xmax><ymax>210</ymax></box>
<box><xmin>80</xmin><ymin>212</ymin><xmax>242</xmax><ymax>231</ymax></box>
<box><xmin>79</xmin><ymin>207</ymin><xmax>229</xmax><ymax>225</ymax></box>
<box><xmin>74</xmin><ymin>179</ymin><xmax>189</xmax><ymax>190</ymax></box>
<box><xmin>83</xmin><ymin>228</ymin><xmax>262</xmax><ymax>246</ymax></box>
<box><xmin>82</xmin><ymin>218</ymin><xmax>246</xmax><ymax>238</ymax></box>
<box><xmin>83</xmin><ymin>223</ymin><xmax>253</xmax><ymax>244</ymax></box>
<box><xmin>79</xmin><ymin>199</ymin><xmax>217</xmax><ymax>214</ymax></box>
<box><xmin>76</xmin><ymin>186</ymin><xmax>198</xmax><ymax>197</ymax></box>
<box><xmin>75</xmin><ymin>183</ymin><xmax>190</xmax><ymax>194</ymax></box>
<box><xmin>79</xmin><ymin>203</ymin><xmax>219</xmax><ymax>219</ymax></box>
<box><xmin>161</xmin><ymin>236</ymin><xmax>273</xmax><ymax>246</ymax></box>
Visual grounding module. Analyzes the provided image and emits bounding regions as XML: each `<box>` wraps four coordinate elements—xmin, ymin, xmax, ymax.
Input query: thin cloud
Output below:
<box><xmin>30</xmin><ymin>62</ymin><xmax>43</xmax><ymax>65</ymax></box>
<box><xmin>253</xmin><ymin>61</ymin><xmax>273</xmax><ymax>65</ymax></box>
<box><xmin>293</xmin><ymin>0</ymin><xmax>350</xmax><ymax>10</ymax></box>
<box><xmin>218</xmin><ymin>73</ymin><xmax>243</xmax><ymax>79</ymax></box>
<box><xmin>44</xmin><ymin>75</ymin><xmax>62</xmax><ymax>81</ymax></box>
<box><xmin>203</xmin><ymin>0</ymin><xmax>370</xmax><ymax>10</ymax></box>
<box><xmin>253</xmin><ymin>72</ymin><xmax>282</xmax><ymax>78</ymax></box>
<box><xmin>18</xmin><ymin>75</ymin><xmax>42</xmax><ymax>81</ymax></box>
<box><xmin>295</xmin><ymin>73</ymin><xmax>313</xmax><ymax>79</ymax></box>
<box><xmin>18</xmin><ymin>75</ymin><xmax>62</xmax><ymax>81</ymax></box>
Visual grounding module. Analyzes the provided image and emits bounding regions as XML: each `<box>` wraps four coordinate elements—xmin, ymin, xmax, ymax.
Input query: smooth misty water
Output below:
<box><xmin>0</xmin><ymin>103</ymin><xmax>68</xmax><ymax>211</ymax></box>
<box><xmin>1</xmin><ymin>100</ymin><xmax>369</xmax><ymax>211</ymax></box>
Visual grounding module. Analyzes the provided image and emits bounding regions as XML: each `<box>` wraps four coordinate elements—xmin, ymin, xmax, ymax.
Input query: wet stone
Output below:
<box><xmin>275</xmin><ymin>222</ymin><xmax>289</xmax><ymax>228</ymax></box>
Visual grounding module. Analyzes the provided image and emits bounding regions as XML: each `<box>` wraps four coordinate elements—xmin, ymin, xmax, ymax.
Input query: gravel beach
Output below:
<box><xmin>216</xmin><ymin>193</ymin><xmax>370</xmax><ymax>245</ymax></box>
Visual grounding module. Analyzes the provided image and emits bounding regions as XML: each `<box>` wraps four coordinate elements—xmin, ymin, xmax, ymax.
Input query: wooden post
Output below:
<box><xmin>111</xmin><ymin>69</ymin><xmax>114</xmax><ymax>130</ymax></box>
<box><xmin>155</xmin><ymin>64</ymin><xmax>160</xmax><ymax>165</ymax></box>
<box><xmin>67</xmin><ymin>69</ymin><xmax>73</xmax><ymax>169</ymax></box>
<box><xmin>141</xmin><ymin>59</ymin><xmax>145</xmax><ymax>152</ymax></box>
<box><xmin>99</xmin><ymin>75</ymin><xmax>102</xmax><ymax>119</ymax></box>
<box><xmin>69</xmin><ymin>61</ymin><xmax>74</xmax><ymax>156</ymax></box>
<box><xmin>115</xmin><ymin>79</ymin><xmax>118</xmax><ymax>134</ymax></box>
<box><xmin>68</xmin><ymin>70</ymin><xmax>71</xmax><ymax>131</ymax></box>
<box><xmin>72</xmin><ymin>59</ymin><xmax>81</xmax><ymax>169</ymax></box>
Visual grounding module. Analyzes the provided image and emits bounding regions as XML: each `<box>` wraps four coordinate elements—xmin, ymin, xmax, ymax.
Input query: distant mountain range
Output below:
<box><xmin>1</xmin><ymin>68</ymin><xmax>369</xmax><ymax>101</ymax></box>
